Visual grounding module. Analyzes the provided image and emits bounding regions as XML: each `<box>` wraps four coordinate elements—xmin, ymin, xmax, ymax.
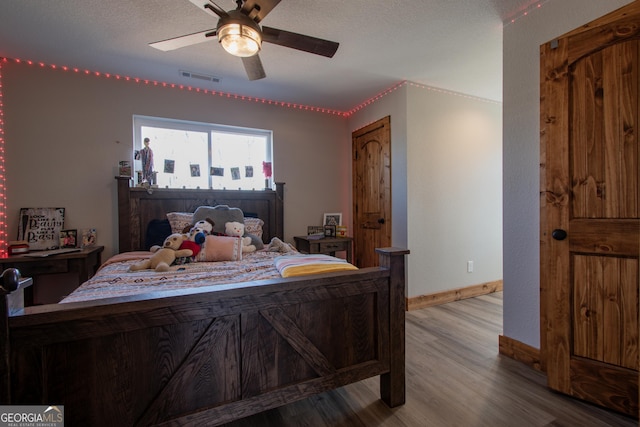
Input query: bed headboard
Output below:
<box><xmin>116</xmin><ymin>177</ymin><xmax>284</xmax><ymax>253</ymax></box>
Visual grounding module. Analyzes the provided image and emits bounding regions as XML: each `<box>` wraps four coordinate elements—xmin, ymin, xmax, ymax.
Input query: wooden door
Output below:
<box><xmin>540</xmin><ymin>2</ymin><xmax>640</xmax><ymax>417</ymax></box>
<box><xmin>352</xmin><ymin>116</ymin><xmax>392</xmax><ymax>267</ymax></box>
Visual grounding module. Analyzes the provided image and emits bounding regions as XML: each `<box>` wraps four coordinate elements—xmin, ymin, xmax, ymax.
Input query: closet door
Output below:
<box><xmin>352</xmin><ymin>116</ymin><xmax>392</xmax><ymax>268</ymax></box>
<box><xmin>540</xmin><ymin>2</ymin><xmax>640</xmax><ymax>417</ymax></box>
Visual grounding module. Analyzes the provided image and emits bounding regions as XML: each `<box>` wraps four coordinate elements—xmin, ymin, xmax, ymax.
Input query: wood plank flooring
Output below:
<box><xmin>223</xmin><ymin>293</ymin><xmax>636</xmax><ymax>426</ymax></box>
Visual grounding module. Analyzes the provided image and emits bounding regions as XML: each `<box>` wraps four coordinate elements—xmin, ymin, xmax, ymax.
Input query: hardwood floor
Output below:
<box><xmin>223</xmin><ymin>293</ymin><xmax>637</xmax><ymax>426</ymax></box>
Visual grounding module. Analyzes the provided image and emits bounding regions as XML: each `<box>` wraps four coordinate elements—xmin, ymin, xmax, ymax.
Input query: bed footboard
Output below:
<box><xmin>2</xmin><ymin>248</ymin><xmax>408</xmax><ymax>426</ymax></box>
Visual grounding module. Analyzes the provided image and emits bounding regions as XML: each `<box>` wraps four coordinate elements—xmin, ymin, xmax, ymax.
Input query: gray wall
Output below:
<box><xmin>5</xmin><ymin>49</ymin><xmax>503</xmax><ymax>303</ymax></box>
<box><xmin>3</xmin><ymin>62</ymin><xmax>350</xmax><ymax>259</ymax></box>
<box><xmin>348</xmin><ymin>83</ymin><xmax>503</xmax><ymax>299</ymax></box>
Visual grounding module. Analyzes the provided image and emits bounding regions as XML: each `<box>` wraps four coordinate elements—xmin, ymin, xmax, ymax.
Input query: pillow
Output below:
<box><xmin>195</xmin><ymin>235</ymin><xmax>242</xmax><ymax>262</ymax></box>
<box><xmin>166</xmin><ymin>212</ymin><xmax>194</xmax><ymax>234</ymax></box>
<box><xmin>193</xmin><ymin>205</ymin><xmax>244</xmax><ymax>235</ymax></box>
<box><xmin>144</xmin><ymin>219</ymin><xmax>172</xmax><ymax>250</ymax></box>
<box><xmin>243</xmin><ymin>217</ymin><xmax>264</xmax><ymax>240</ymax></box>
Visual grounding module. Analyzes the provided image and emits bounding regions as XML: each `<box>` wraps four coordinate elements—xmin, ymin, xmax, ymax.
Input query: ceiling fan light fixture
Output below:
<box><xmin>218</xmin><ymin>22</ymin><xmax>262</xmax><ymax>57</ymax></box>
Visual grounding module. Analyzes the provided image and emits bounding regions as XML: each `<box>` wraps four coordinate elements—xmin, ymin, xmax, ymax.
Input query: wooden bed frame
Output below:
<box><xmin>1</xmin><ymin>178</ymin><xmax>409</xmax><ymax>426</ymax></box>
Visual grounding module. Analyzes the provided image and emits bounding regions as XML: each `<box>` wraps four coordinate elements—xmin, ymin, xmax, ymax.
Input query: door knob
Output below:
<box><xmin>378</xmin><ymin>218</ymin><xmax>385</xmax><ymax>224</ymax></box>
<box><xmin>552</xmin><ymin>229</ymin><xmax>567</xmax><ymax>241</ymax></box>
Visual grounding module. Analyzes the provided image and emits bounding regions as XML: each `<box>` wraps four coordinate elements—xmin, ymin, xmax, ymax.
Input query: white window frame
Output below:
<box><xmin>133</xmin><ymin>115</ymin><xmax>273</xmax><ymax>190</ymax></box>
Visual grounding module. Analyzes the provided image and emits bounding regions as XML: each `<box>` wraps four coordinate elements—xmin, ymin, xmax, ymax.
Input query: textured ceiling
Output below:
<box><xmin>0</xmin><ymin>0</ymin><xmax>539</xmax><ymax>111</ymax></box>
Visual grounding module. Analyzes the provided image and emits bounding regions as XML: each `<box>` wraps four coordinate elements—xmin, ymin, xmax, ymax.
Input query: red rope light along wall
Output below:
<box><xmin>0</xmin><ymin>61</ymin><xmax>7</xmax><ymax>257</ymax></box>
<box><xmin>0</xmin><ymin>0</ymin><xmax>546</xmax><ymax>253</ymax></box>
<box><xmin>0</xmin><ymin>55</ymin><xmax>349</xmax><ymax>256</ymax></box>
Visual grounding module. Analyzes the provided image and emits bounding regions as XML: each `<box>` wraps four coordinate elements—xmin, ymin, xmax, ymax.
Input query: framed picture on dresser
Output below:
<box><xmin>60</xmin><ymin>229</ymin><xmax>77</xmax><ymax>248</ymax></box>
<box><xmin>323</xmin><ymin>212</ymin><xmax>342</xmax><ymax>226</ymax></box>
<box><xmin>81</xmin><ymin>228</ymin><xmax>97</xmax><ymax>248</ymax></box>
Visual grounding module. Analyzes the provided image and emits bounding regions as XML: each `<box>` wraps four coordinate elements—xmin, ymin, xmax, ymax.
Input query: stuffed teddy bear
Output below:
<box><xmin>225</xmin><ymin>221</ymin><xmax>256</xmax><ymax>253</ymax></box>
<box><xmin>129</xmin><ymin>233</ymin><xmax>194</xmax><ymax>272</ymax></box>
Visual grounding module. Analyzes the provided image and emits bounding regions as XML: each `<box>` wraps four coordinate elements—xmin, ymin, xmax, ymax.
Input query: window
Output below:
<box><xmin>133</xmin><ymin>115</ymin><xmax>273</xmax><ymax>190</ymax></box>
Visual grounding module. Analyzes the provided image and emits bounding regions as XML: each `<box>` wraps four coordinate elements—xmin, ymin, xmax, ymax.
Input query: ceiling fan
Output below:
<box><xmin>150</xmin><ymin>0</ymin><xmax>340</xmax><ymax>81</ymax></box>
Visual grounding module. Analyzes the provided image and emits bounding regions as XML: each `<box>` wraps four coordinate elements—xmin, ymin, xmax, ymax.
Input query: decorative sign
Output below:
<box><xmin>118</xmin><ymin>160</ymin><xmax>132</xmax><ymax>177</ymax></box>
<box><xmin>17</xmin><ymin>208</ymin><xmax>66</xmax><ymax>250</ymax></box>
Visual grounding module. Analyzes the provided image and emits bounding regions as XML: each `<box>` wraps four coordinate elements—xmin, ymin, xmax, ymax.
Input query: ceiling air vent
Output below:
<box><xmin>180</xmin><ymin>70</ymin><xmax>220</xmax><ymax>83</ymax></box>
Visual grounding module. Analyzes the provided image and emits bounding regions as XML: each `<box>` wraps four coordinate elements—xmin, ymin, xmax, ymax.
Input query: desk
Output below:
<box><xmin>0</xmin><ymin>246</ymin><xmax>104</xmax><ymax>305</ymax></box>
<box><xmin>293</xmin><ymin>236</ymin><xmax>353</xmax><ymax>264</ymax></box>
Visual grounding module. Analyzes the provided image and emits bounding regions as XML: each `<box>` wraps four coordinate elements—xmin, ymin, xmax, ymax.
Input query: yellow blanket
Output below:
<box><xmin>274</xmin><ymin>254</ymin><xmax>358</xmax><ymax>278</ymax></box>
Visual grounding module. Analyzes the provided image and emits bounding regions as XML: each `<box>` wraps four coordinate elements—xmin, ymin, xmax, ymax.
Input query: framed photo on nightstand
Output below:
<box><xmin>324</xmin><ymin>225</ymin><xmax>336</xmax><ymax>237</ymax></box>
<box><xmin>323</xmin><ymin>213</ymin><xmax>342</xmax><ymax>226</ymax></box>
<box><xmin>307</xmin><ymin>225</ymin><xmax>324</xmax><ymax>235</ymax></box>
<box><xmin>81</xmin><ymin>228</ymin><xmax>97</xmax><ymax>248</ymax></box>
<box><xmin>60</xmin><ymin>229</ymin><xmax>77</xmax><ymax>248</ymax></box>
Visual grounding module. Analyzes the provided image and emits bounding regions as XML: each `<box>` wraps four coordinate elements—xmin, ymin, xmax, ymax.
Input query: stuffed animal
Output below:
<box><xmin>265</xmin><ymin>237</ymin><xmax>296</xmax><ymax>253</ymax></box>
<box><xmin>183</xmin><ymin>218</ymin><xmax>215</xmax><ymax>244</ymax></box>
<box><xmin>193</xmin><ymin>205</ymin><xmax>244</xmax><ymax>236</ymax></box>
<box><xmin>192</xmin><ymin>205</ymin><xmax>264</xmax><ymax>250</ymax></box>
<box><xmin>225</xmin><ymin>221</ymin><xmax>256</xmax><ymax>253</ymax></box>
<box><xmin>129</xmin><ymin>233</ymin><xmax>194</xmax><ymax>272</ymax></box>
<box><xmin>244</xmin><ymin>231</ymin><xmax>264</xmax><ymax>251</ymax></box>
<box><xmin>194</xmin><ymin>218</ymin><xmax>215</xmax><ymax>235</ymax></box>
<box><xmin>179</xmin><ymin>239</ymin><xmax>201</xmax><ymax>258</ymax></box>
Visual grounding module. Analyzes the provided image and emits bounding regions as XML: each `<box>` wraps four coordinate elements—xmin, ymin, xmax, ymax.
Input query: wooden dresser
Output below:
<box><xmin>0</xmin><ymin>245</ymin><xmax>104</xmax><ymax>305</ymax></box>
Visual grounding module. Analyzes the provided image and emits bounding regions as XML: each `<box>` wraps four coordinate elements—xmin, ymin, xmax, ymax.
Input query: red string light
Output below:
<box><xmin>0</xmin><ymin>61</ymin><xmax>8</xmax><ymax>256</ymax></box>
<box><xmin>504</xmin><ymin>1</ymin><xmax>548</xmax><ymax>26</ymax></box>
<box><xmin>3</xmin><ymin>54</ymin><xmax>417</xmax><ymax>253</ymax></box>
<box><xmin>0</xmin><ymin>56</ymin><xmax>355</xmax><ymax>116</ymax></box>
<box><xmin>0</xmin><ymin>57</ymin><xmax>511</xmax><ymax>254</ymax></box>
<box><xmin>343</xmin><ymin>81</ymin><xmax>401</xmax><ymax>116</ymax></box>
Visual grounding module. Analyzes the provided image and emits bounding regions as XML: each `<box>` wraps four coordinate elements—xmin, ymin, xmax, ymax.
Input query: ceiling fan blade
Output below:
<box><xmin>242</xmin><ymin>55</ymin><xmax>266</xmax><ymax>81</ymax></box>
<box><xmin>241</xmin><ymin>0</ymin><xmax>281</xmax><ymax>23</ymax></box>
<box><xmin>150</xmin><ymin>29</ymin><xmax>217</xmax><ymax>51</ymax></box>
<box><xmin>189</xmin><ymin>0</ymin><xmax>228</xmax><ymax>19</ymax></box>
<box><xmin>261</xmin><ymin>26</ymin><xmax>339</xmax><ymax>58</ymax></box>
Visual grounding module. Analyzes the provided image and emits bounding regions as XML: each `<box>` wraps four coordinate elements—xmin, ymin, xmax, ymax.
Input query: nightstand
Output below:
<box><xmin>0</xmin><ymin>245</ymin><xmax>104</xmax><ymax>305</ymax></box>
<box><xmin>294</xmin><ymin>236</ymin><xmax>353</xmax><ymax>264</ymax></box>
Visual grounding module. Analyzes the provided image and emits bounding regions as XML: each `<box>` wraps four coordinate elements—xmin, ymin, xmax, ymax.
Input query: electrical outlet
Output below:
<box><xmin>467</xmin><ymin>261</ymin><xmax>474</xmax><ymax>273</ymax></box>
